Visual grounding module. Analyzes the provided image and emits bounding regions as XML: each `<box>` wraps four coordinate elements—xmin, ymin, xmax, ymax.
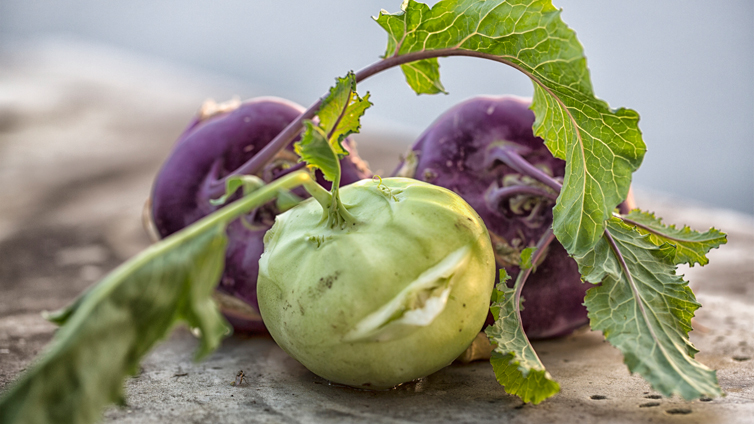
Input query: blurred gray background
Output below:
<box><xmin>1</xmin><ymin>0</ymin><xmax>752</xmax><ymax>214</ymax></box>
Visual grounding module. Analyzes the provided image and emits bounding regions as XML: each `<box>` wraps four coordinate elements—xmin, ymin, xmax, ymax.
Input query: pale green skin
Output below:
<box><xmin>257</xmin><ymin>178</ymin><xmax>495</xmax><ymax>389</ymax></box>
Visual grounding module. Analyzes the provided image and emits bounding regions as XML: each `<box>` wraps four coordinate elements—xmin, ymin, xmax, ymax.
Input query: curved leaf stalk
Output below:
<box><xmin>486</xmin><ymin>228</ymin><xmax>559</xmax><ymax>404</ymax></box>
<box><xmin>487</xmin><ymin>147</ymin><xmax>563</xmax><ymax>192</ymax></box>
<box><xmin>210</xmin><ymin>46</ymin><xmax>568</xmax><ymax>199</ymax></box>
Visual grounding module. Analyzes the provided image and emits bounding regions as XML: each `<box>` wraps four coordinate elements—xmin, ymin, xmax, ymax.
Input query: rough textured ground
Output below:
<box><xmin>1</xmin><ymin>42</ymin><xmax>752</xmax><ymax>423</ymax></box>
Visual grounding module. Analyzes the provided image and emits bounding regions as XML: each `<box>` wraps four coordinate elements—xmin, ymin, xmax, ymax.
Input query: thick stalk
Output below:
<box><xmin>301</xmin><ymin>174</ymin><xmax>332</xmax><ymax>209</ymax></box>
<box><xmin>512</xmin><ymin>229</ymin><xmax>556</xmax><ymax>325</ymax></box>
<box><xmin>208</xmin><ymin>48</ymin><xmax>551</xmax><ymax>198</ymax></box>
<box><xmin>490</xmin><ymin>148</ymin><xmax>563</xmax><ymax>192</ymax></box>
<box><xmin>485</xmin><ymin>185</ymin><xmax>558</xmax><ymax>213</ymax></box>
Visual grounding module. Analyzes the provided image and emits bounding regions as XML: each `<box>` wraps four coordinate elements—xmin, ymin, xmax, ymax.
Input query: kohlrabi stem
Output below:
<box><xmin>210</xmin><ymin>48</ymin><xmax>556</xmax><ymax>199</ymax></box>
<box><xmin>299</xmin><ymin>170</ymin><xmax>355</xmax><ymax>230</ymax></box>
<box><xmin>492</xmin><ymin>148</ymin><xmax>563</xmax><ymax>192</ymax></box>
<box><xmin>486</xmin><ymin>185</ymin><xmax>558</xmax><ymax>210</ymax></box>
<box><xmin>513</xmin><ymin>228</ymin><xmax>556</xmax><ymax>324</ymax></box>
<box><xmin>302</xmin><ymin>176</ymin><xmax>332</xmax><ymax>211</ymax></box>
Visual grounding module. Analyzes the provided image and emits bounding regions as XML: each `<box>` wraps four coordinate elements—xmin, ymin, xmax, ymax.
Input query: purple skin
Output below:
<box><xmin>393</xmin><ymin>95</ymin><xmax>591</xmax><ymax>339</ymax></box>
<box><xmin>150</xmin><ymin>97</ymin><xmax>371</xmax><ymax>332</ymax></box>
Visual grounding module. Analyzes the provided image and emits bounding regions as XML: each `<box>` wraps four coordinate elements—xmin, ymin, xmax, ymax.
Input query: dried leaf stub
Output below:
<box><xmin>455</xmin><ymin>332</ymin><xmax>494</xmax><ymax>364</ymax></box>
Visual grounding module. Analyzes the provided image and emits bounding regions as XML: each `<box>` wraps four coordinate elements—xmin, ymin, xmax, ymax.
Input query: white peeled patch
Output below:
<box><xmin>398</xmin><ymin>288</ymin><xmax>452</xmax><ymax>326</ymax></box>
<box><xmin>344</xmin><ymin>245</ymin><xmax>471</xmax><ymax>342</ymax></box>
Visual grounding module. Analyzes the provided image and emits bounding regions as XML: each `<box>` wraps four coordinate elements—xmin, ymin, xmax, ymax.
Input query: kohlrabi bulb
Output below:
<box><xmin>257</xmin><ymin>177</ymin><xmax>495</xmax><ymax>389</ymax></box>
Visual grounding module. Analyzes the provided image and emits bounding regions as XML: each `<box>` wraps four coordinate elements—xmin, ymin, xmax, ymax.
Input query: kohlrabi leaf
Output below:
<box><xmin>0</xmin><ymin>171</ymin><xmax>313</xmax><ymax>424</ymax></box>
<box><xmin>295</xmin><ymin>121</ymin><xmax>340</xmax><ymax>183</ymax></box>
<box><xmin>317</xmin><ymin>72</ymin><xmax>373</xmax><ymax>150</ymax></box>
<box><xmin>209</xmin><ymin>175</ymin><xmax>264</xmax><ymax>206</ymax></box>
<box><xmin>43</xmin><ymin>285</ymin><xmax>90</xmax><ymax>326</ymax></box>
<box><xmin>485</xmin><ymin>270</ymin><xmax>560</xmax><ymax>404</ymax></box>
<box><xmin>519</xmin><ymin>247</ymin><xmax>536</xmax><ymax>270</ymax></box>
<box><xmin>375</xmin><ymin>0</ymin><xmax>446</xmax><ymax>95</ymax></box>
<box><xmin>331</xmin><ymin>90</ymin><xmax>371</xmax><ymax>145</ymax></box>
<box><xmin>375</xmin><ymin>0</ymin><xmax>646</xmax><ymax>256</ymax></box>
<box><xmin>576</xmin><ymin>218</ymin><xmax>722</xmax><ymax>400</ymax></box>
<box><xmin>621</xmin><ymin>210</ymin><xmax>727</xmax><ymax>267</ymax></box>
<box><xmin>295</xmin><ymin>73</ymin><xmax>371</xmax><ymax>188</ymax></box>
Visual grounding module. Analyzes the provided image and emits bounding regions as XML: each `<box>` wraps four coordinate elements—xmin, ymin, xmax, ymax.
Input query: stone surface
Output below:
<box><xmin>1</xmin><ymin>42</ymin><xmax>753</xmax><ymax>423</ymax></box>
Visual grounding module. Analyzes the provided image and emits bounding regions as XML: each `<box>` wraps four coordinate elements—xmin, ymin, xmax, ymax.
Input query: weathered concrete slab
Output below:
<box><xmin>91</xmin><ymin>291</ymin><xmax>754</xmax><ymax>424</ymax></box>
<box><xmin>1</xmin><ymin>41</ymin><xmax>752</xmax><ymax>423</ymax></box>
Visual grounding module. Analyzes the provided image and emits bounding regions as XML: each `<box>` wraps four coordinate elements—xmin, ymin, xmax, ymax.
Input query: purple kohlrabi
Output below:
<box><xmin>394</xmin><ymin>95</ymin><xmax>599</xmax><ymax>339</ymax></box>
<box><xmin>148</xmin><ymin>97</ymin><xmax>371</xmax><ymax>332</ymax></box>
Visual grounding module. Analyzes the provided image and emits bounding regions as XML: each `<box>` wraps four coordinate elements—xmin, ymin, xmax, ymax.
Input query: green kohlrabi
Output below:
<box><xmin>258</xmin><ymin>177</ymin><xmax>495</xmax><ymax>389</ymax></box>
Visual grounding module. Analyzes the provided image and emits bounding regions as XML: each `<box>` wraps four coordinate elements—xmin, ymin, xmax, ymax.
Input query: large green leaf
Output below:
<box><xmin>0</xmin><ymin>171</ymin><xmax>313</xmax><ymax>424</ymax></box>
<box><xmin>621</xmin><ymin>209</ymin><xmax>727</xmax><ymax>267</ymax></box>
<box><xmin>576</xmin><ymin>219</ymin><xmax>722</xmax><ymax>399</ymax></box>
<box><xmin>0</xmin><ymin>225</ymin><xmax>229</xmax><ymax>424</ymax></box>
<box><xmin>485</xmin><ymin>270</ymin><xmax>560</xmax><ymax>404</ymax></box>
<box><xmin>375</xmin><ymin>0</ymin><xmax>646</xmax><ymax>256</ymax></box>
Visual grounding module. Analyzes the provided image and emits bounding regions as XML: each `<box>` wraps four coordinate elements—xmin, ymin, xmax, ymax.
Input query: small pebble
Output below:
<box><xmin>666</xmin><ymin>408</ymin><xmax>692</xmax><ymax>415</ymax></box>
